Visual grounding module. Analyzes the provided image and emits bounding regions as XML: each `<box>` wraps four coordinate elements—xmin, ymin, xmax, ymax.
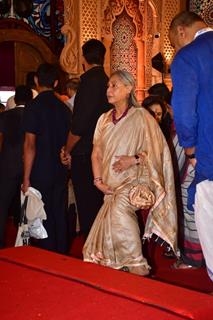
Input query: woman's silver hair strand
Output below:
<box><xmin>110</xmin><ymin>70</ymin><xmax>140</xmax><ymax>108</ymax></box>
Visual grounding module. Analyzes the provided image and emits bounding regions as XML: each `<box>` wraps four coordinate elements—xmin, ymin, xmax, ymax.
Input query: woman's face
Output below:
<box><xmin>107</xmin><ymin>75</ymin><xmax>131</xmax><ymax>106</ymax></box>
<box><xmin>149</xmin><ymin>103</ymin><xmax>163</xmax><ymax>123</ymax></box>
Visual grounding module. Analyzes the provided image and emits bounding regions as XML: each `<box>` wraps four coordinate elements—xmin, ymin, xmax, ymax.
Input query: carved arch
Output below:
<box><xmin>0</xmin><ymin>26</ymin><xmax>57</xmax><ymax>86</ymax></box>
<box><xmin>0</xmin><ymin>29</ymin><xmax>57</xmax><ymax>63</ymax></box>
<box><xmin>101</xmin><ymin>0</ymin><xmax>146</xmax><ymax>100</ymax></box>
<box><xmin>102</xmin><ymin>0</ymin><xmax>143</xmax><ymax>38</ymax></box>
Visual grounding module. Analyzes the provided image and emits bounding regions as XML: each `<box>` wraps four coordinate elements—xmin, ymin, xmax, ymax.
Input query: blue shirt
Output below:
<box><xmin>171</xmin><ymin>31</ymin><xmax>213</xmax><ymax>207</ymax></box>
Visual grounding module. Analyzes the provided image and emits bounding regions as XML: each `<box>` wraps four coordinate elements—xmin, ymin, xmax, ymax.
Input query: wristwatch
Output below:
<box><xmin>185</xmin><ymin>153</ymin><xmax>195</xmax><ymax>159</ymax></box>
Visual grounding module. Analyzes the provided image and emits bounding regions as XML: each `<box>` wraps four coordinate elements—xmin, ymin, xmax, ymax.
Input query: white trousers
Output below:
<box><xmin>195</xmin><ymin>180</ymin><xmax>213</xmax><ymax>281</ymax></box>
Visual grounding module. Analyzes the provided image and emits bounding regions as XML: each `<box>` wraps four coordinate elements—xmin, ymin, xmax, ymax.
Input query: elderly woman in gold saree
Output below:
<box><xmin>83</xmin><ymin>70</ymin><xmax>177</xmax><ymax>276</ymax></box>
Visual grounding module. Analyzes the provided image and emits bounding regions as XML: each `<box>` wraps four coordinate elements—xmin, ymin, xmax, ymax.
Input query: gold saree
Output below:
<box><xmin>83</xmin><ymin>107</ymin><xmax>177</xmax><ymax>272</ymax></box>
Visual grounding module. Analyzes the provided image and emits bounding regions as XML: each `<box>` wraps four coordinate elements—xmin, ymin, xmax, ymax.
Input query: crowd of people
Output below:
<box><xmin>0</xmin><ymin>11</ymin><xmax>212</xmax><ymax>283</ymax></box>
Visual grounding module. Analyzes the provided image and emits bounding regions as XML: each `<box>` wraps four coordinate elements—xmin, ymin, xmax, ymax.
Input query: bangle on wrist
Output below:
<box><xmin>94</xmin><ymin>177</ymin><xmax>102</xmax><ymax>185</ymax></box>
<box><xmin>185</xmin><ymin>153</ymin><xmax>195</xmax><ymax>159</ymax></box>
<box><xmin>134</xmin><ymin>155</ymin><xmax>140</xmax><ymax>165</ymax></box>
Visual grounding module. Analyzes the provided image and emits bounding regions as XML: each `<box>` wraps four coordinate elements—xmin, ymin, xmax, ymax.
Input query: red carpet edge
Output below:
<box><xmin>0</xmin><ymin>246</ymin><xmax>212</xmax><ymax>320</ymax></box>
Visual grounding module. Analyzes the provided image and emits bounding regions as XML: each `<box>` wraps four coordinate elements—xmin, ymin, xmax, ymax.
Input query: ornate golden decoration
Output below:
<box><xmin>60</xmin><ymin>0</ymin><xmax>78</xmax><ymax>74</ymax></box>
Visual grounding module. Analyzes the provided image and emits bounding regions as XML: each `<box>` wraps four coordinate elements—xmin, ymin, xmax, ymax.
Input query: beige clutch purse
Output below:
<box><xmin>129</xmin><ymin>154</ymin><xmax>155</xmax><ymax>209</ymax></box>
<box><xmin>129</xmin><ymin>184</ymin><xmax>155</xmax><ymax>209</ymax></box>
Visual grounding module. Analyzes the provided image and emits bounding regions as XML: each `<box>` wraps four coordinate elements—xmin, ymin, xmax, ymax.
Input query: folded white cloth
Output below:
<box><xmin>21</xmin><ymin>187</ymin><xmax>47</xmax><ymax>222</ymax></box>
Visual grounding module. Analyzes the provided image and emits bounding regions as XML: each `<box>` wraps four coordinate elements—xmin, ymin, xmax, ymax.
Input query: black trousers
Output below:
<box><xmin>0</xmin><ymin>177</ymin><xmax>21</xmax><ymax>248</ymax></box>
<box><xmin>71</xmin><ymin>155</ymin><xmax>103</xmax><ymax>237</ymax></box>
<box><xmin>31</xmin><ymin>180</ymin><xmax>69</xmax><ymax>254</ymax></box>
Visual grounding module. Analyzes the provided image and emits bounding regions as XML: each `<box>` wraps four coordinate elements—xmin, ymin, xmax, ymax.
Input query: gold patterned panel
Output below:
<box><xmin>81</xmin><ymin>0</ymin><xmax>98</xmax><ymax>42</ymax></box>
<box><xmin>145</xmin><ymin>3</ymin><xmax>154</xmax><ymax>90</ymax></box>
<box><xmin>161</xmin><ymin>0</ymin><xmax>180</xmax><ymax>66</ymax></box>
<box><xmin>142</xmin><ymin>1</ymin><xmax>162</xmax><ymax>90</ymax></box>
<box><xmin>111</xmin><ymin>9</ymin><xmax>137</xmax><ymax>78</ymax></box>
<box><xmin>190</xmin><ymin>0</ymin><xmax>213</xmax><ymax>26</ymax></box>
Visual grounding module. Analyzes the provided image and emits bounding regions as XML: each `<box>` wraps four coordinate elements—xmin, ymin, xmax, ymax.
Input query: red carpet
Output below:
<box><xmin>70</xmin><ymin>235</ymin><xmax>213</xmax><ymax>294</ymax></box>
<box><xmin>152</xmin><ymin>245</ymin><xmax>213</xmax><ymax>293</ymax></box>
<box><xmin>1</xmin><ymin>246</ymin><xmax>213</xmax><ymax>320</ymax></box>
<box><xmin>5</xmin><ymin>218</ymin><xmax>213</xmax><ymax>294</ymax></box>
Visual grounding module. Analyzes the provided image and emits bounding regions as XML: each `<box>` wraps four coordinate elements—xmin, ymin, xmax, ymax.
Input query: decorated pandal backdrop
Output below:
<box><xmin>60</xmin><ymin>0</ymin><xmax>180</xmax><ymax>100</ymax></box>
<box><xmin>60</xmin><ymin>0</ymin><xmax>213</xmax><ymax>101</ymax></box>
<box><xmin>0</xmin><ymin>0</ymin><xmax>212</xmax><ymax>99</ymax></box>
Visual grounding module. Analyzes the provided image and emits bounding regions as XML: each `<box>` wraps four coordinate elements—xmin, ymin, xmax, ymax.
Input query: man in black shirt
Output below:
<box><xmin>0</xmin><ymin>85</ymin><xmax>32</xmax><ymax>248</ymax></box>
<box><xmin>63</xmin><ymin>39</ymin><xmax>111</xmax><ymax>238</ymax></box>
<box><xmin>22</xmin><ymin>63</ymin><xmax>72</xmax><ymax>254</ymax></box>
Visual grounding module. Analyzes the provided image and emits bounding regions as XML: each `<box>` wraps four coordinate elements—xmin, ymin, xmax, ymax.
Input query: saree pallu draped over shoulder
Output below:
<box><xmin>83</xmin><ymin>107</ymin><xmax>177</xmax><ymax>272</ymax></box>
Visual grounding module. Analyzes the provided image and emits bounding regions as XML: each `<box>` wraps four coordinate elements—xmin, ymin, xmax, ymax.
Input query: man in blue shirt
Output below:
<box><xmin>169</xmin><ymin>11</ymin><xmax>213</xmax><ymax>281</ymax></box>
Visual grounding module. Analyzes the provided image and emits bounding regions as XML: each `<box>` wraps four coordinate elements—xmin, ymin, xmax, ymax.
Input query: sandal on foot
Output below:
<box><xmin>171</xmin><ymin>260</ymin><xmax>198</xmax><ymax>270</ymax></box>
<box><xmin>128</xmin><ymin>265</ymin><xmax>150</xmax><ymax>276</ymax></box>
